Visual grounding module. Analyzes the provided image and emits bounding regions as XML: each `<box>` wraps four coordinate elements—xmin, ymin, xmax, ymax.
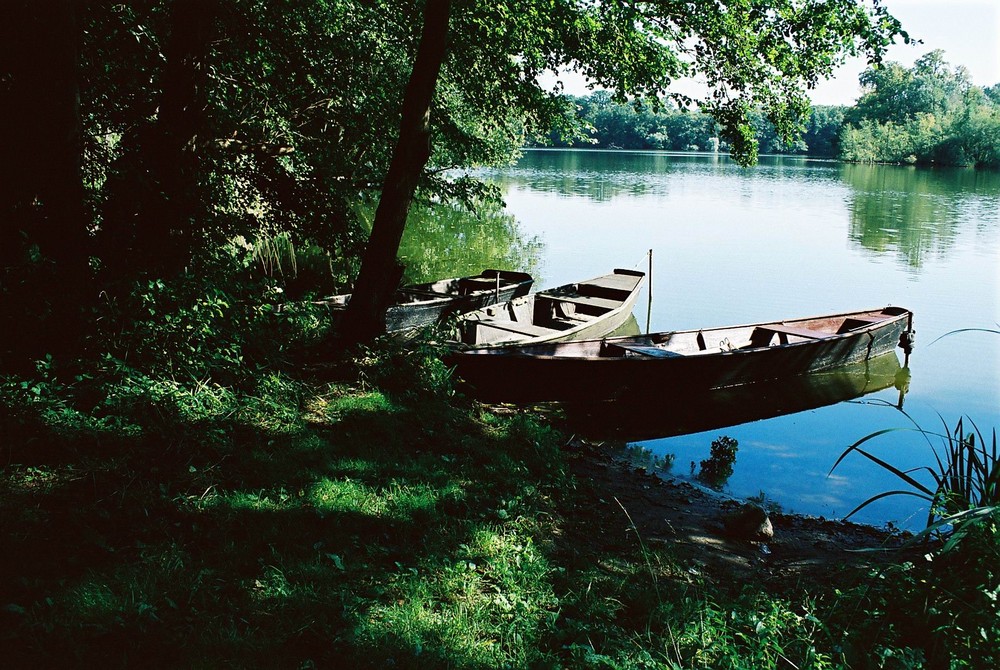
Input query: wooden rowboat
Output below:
<box><xmin>451</xmin><ymin>268</ymin><xmax>646</xmax><ymax>347</ymax></box>
<box><xmin>315</xmin><ymin>269</ymin><xmax>533</xmax><ymax>333</ymax></box>
<box><xmin>447</xmin><ymin>306</ymin><xmax>915</xmax><ymax>402</ymax></box>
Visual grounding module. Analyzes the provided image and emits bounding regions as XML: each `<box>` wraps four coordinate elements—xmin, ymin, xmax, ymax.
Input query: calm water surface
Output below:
<box><xmin>475</xmin><ymin>149</ymin><xmax>1000</xmax><ymax>528</ymax></box>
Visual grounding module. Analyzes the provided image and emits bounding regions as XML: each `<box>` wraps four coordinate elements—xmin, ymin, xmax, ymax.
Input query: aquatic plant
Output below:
<box><xmin>623</xmin><ymin>444</ymin><xmax>675</xmax><ymax>472</ymax></box>
<box><xmin>831</xmin><ymin>410</ymin><xmax>1000</xmax><ymax>667</ymax></box>
<box><xmin>831</xmin><ymin>416</ymin><xmax>998</xmax><ymax>549</ymax></box>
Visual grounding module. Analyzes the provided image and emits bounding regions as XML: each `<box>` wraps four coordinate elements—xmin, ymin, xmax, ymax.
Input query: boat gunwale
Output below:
<box><xmin>457</xmin><ymin>306</ymin><xmax>912</xmax><ymax>359</ymax></box>
<box><xmin>455</xmin><ymin>268</ymin><xmax>647</xmax><ymax>349</ymax></box>
<box><xmin>321</xmin><ymin>269</ymin><xmax>533</xmax><ymax>310</ymax></box>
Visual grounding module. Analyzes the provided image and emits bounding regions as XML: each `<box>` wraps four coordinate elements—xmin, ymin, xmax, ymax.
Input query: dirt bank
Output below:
<box><xmin>562</xmin><ymin>439</ymin><xmax>918</xmax><ymax>585</ymax></box>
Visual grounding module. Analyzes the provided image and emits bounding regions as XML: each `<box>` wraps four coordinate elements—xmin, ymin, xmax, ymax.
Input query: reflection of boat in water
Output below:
<box><xmin>564</xmin><ymin>352</ymin><xmax>909</xmax><ymax>441</ymax></box>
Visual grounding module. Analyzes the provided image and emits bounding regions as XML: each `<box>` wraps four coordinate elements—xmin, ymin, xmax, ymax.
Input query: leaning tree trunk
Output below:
<box><xmin>341</xmin><ymin>0</ymin><xmax>452</xmax><ymax>344</ymax></box>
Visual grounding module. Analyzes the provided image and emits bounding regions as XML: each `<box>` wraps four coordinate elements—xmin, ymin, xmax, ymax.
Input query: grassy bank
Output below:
<box><xmin>2</xmin><ymin>334</ymin><xmax>997</xmax><ymax>668</ymax></box>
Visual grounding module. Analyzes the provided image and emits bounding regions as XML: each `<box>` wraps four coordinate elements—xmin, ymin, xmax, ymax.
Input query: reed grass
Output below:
<box><xmin>831</xmin><ymin>417</ymin><xmax>998</xmax><ymax>545</ymax></box>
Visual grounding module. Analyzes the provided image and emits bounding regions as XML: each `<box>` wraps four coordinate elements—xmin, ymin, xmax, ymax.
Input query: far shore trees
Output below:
<box><xmin>840</xmin><ymin>50</ymin><xmax>1000</xmax><ymax>167</ymax></box>
<box><xmin>534</xmin><ymin>52</ymin><xmax>1000</xmax><ymax>166</ymax></box>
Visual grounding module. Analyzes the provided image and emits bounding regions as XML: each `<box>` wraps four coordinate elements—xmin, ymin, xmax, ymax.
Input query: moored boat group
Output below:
<box><xmin>319</xmin><ymin>266</ymin><xmax>915</xmax><ymax>404</ymax></box>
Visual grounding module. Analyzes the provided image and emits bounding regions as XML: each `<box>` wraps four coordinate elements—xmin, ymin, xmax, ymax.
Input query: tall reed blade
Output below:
<box><xmin>832</xmin><ymin>416</ymin><xmax>999</xmax><ymax>550</ymax></box>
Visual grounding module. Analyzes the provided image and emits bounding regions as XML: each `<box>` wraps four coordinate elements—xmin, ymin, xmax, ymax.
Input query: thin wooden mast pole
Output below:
<box><xmin>646</xmin><ymin>249</ymin><xmax>653</xmax><ymax>334</ymax></box>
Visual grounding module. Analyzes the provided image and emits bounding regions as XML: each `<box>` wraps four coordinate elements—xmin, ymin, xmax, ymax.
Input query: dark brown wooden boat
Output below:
<box><xmin>315</xmin><ymin>269</ymin><xmax>533</xmax><ymax>332</ymax></box>
<box><xmin>451</xmin><ymin>268</ymin><xmax>646</xmax><ymax>347</ymax></box>
<box><xmin>447</xmin><ymin>306</ymin><xmax>915</xmax><ymax>402</ymax></box>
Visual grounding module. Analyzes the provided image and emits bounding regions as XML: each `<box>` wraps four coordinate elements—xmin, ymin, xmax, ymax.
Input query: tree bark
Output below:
<box><xmin>99</xmin><ymin>0</ymin><xmax>216</xmax><ymax>279</ymax></box>
<box><xmin>341</xmin><ymin>0</ymin><xmax>452</xmax><ymax>344</ymax></box>
<box><xmin>0</xmin><ymin>0</ymin><xmax>87</xmax><ymax>276</ymax></box>
<box><xmin>150</xmin><ymin>0</ymin><xmax>216</xmax><ymax>272</ymax></box>
<box><xmin>0</xmin><ymin>1</ymin><xmax>89</xmax><ymax>368</ymax></box>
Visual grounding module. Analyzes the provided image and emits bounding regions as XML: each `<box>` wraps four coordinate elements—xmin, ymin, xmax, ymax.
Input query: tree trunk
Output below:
<box><xmin>0</xmin><ymin>1</ymin><xmax>89</xmax><ymax>369</ymax></box>
<box><xmin>148</xmin><ymin>0</ymin><xmax>216</xmax><ymax>273</ymax></box>
<box><xmin>341</xmin><ymin>0</ymin><xmax>452</xmax><ymax>344</ymax></box>
<box><xmin>99</xmin><ymin>0</ymin><xmax>215</xmax><ymax>279</ymax></box>
<box><xmin>0</xmin><ymin>0</ymin><xmax>87</xmax><ymax>275</ymax></box>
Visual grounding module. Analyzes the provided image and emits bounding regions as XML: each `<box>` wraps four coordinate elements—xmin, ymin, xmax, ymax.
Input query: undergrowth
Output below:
<box><xmin>2</xmin><ymin>271</ymin><xmax>996</xmax><ymax>667</ymax></box>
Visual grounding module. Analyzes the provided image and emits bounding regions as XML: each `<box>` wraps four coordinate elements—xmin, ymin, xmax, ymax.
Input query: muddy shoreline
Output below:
<box><xmin>563</xmin><ymin>439</ymin><xmax>919</xmax><ymax>583</ymax></box>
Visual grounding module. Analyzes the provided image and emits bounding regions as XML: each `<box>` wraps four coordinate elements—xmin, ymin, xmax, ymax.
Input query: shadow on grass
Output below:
<box><xmin>4</xmin><ymin>376</ymin><xmax>956</xmax><ymax>669</ymax></box>
<box><xmin>1</xmin><ymin>384</ymin><xmax>566</xmax><ymax>668</ymax></box>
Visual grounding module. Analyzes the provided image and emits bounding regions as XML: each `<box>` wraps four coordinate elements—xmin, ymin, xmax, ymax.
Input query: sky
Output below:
<box><xmin>543</xmin><ymin>0</ymin><xmax>1000</xmax><ymax>106</ymax></box>
<box><xmin>810</xmin><ymin>0</ymin><xmax>1000</xmax><ymax>105</ymax></box>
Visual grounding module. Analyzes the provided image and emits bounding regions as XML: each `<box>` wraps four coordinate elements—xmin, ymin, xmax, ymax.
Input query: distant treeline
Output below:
<box><xmin>541</xmin><ymin>51</ymin><xmax>1000</xmax><ymax>168</ymax></box>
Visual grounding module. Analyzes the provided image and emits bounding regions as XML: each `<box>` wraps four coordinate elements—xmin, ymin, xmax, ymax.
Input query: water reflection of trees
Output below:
<box><xmin>842</xmin><ymin>164</ymin><xmax>1000</xmax><ymax>267</ymax></box>
<box><xmin>398</xmin><ymin>202</ymin><xmax>542</xmax><ymax>283</ymax></box>
<box><xmin>485</xmin><ymin>150</ymin><xmax>728</xmax><ymax>202</ymax></box>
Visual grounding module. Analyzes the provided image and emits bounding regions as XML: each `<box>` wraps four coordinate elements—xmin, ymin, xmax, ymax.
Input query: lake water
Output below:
<box><xmin>473</xmin><ymin>149</ymin><xmax>1000</xmax><ymax>529</ymax></box>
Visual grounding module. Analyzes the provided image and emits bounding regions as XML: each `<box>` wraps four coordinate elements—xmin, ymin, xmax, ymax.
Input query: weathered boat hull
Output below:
<box><xmin>448</xmin><ymin>307</ymin><xmax>914</xmax><ymax>402</ymax></box>
<box><xmin>453</xmin><ymin>268</ymin><xmax>646</xmax><ymax>348</ymax></box>
<box><xmin>317</xmin><ymin>270</ymin><xmax>533</xmax><ymax>333</ymax></box>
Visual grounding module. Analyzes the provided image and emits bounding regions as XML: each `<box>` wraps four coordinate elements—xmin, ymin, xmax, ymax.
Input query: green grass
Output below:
<box><xmin>2</xmin><ymin>343</ymin><xmax>997</xmax><ymax>668</ymax></box>
<box><xmin>829</xmin><ymin>412</ymin><xmax>1000</xmax><ymax>669</ymax></box>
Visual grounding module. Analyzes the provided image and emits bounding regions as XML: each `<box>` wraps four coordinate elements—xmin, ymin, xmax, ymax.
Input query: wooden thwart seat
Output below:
<box><xmin>475</xmin><ymin>320</ymin><xmax>553</xmax><ymax>337</ymax></box>
<box><xmin>747</xmin><ymin>323</ymin><xmax>832</xmax><ymax>348</ymax></box>
<box><xmin>767</xmin><ymin>324</ymin><xmax>833</xmax><ymax>340</ymax></box>
<box><xmin>605</xmin><ymin>343</ymin><xmax>684</xmax><ymax>358</ymax></box>
<box><xmin>839</xmin><ymin>315</ymin><xmax>887</xmax><ymax>332</ymax></box>
<box><xmin>398</xmin><ymin>288</ymin><xmax>456</xmax><ymax>299</ymax></box>
<box><xmin>458</xmin><ymin>278</ymin><xmax>500</xmax><ymax>291</ymax></box>
<box><xmin>540</xmin><ymin>294</ymin><xmax>619</xmax><ymax>311</ymax></box>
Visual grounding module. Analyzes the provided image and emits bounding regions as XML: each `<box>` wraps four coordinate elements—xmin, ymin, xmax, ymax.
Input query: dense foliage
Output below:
<box><xmin>545</xmin><ymin>50</ymin><xmax>1000</xmax><ymax>166</ymax></box>
<box><xmin>541</xmin><ymin>92</ymin><xmax>847</xmax><ymax>156</ymax></box>
<box><xmin>840</xmin><ymin>50</ymin><xmax>1000</xmax><ymax>167</ymax></box>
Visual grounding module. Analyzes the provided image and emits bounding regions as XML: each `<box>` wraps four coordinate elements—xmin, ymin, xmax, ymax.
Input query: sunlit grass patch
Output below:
<box><xmin>303</xmin><ymin>387</ymin><xmax>405</xmax><ymax>434</ymax></box>
<box><xmin>326</xmin><ymin>390</ymin><xmax>398</xmax><ymax>415</ymax></box>
<box><xmin>301</xmin><ymin>383</ymin><xmax>355</xmax><ymax>423</ymax></box>
<box><xmin>204</xmin><ymin>488</ymin><xmax>298</xmax><ymax>512</ymax></box>
<box><xmin>191</xmin><ymin>476</ymin><xmax>465</xmax><ymax>524</ymax></box>
<box><xmin>462</xmin><ymin>525</ymin><xmax>556</xmax><ymax>610</ymax></box>
<box><xmin>308</xmin><ymin>478</ymin><xmax>463</xmax><ymax>521</ymax></box>
<box><xmin>354</xmin><ymin>522</ymin><xmax>559</xmax><ymax>667</ymax></box>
